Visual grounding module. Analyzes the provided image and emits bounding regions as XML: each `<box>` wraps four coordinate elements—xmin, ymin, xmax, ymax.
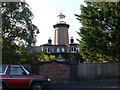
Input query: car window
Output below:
<box><xmin>10</xmin><ymin>67</ymin><xmax>24</xmax><ymax>75</ymax></box>
<box><xmin>0</xmin><ymin>65</ymin><xmax>7</xmax><ymax>74</ymax></box>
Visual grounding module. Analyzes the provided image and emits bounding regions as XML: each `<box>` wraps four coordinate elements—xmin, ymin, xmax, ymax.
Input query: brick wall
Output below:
<box><xmin>38</xmin><ymin>63</ymin><xmax>70</xmax><ymax>83</ymax></box>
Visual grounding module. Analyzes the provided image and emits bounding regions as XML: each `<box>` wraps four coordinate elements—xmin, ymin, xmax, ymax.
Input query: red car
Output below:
<box><xmin>0</xmin><ymin>65</ymin><xmax>50</xmax><ymax>90</ymax></box>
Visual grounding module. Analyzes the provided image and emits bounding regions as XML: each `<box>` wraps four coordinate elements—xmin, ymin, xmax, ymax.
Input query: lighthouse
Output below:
<box><xmin>40</xmin><ymin>13</ymin><xmax>79</xmax><ymax>54</ymax></box>
<box><xmin>53</xmin><ymin>13</ymin><xmax>70</xmax><ymax>45</ymax></box>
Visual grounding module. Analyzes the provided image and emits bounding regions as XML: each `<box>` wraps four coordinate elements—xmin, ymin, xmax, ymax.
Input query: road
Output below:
<box><xmin>47</xmin><ymin>83</ymin><xmax>120</xmax><ymax>90</ymax></box>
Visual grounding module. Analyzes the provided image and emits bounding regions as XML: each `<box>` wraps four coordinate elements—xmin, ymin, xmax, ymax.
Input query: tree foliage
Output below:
<box><xmin>37</xmin><ymin>53</ymin><xmax>56</xmax><ymax>62</ymax></box>
<box><xmin>2</xmin><ymin>2</ymin><xmax>39</xmax><ymax>63</ymax></box>
<box><xmin>17</xmin><ymin>49</ymin><xmax>56</xmax><ymax>64</ymax></box>
<box><xmin>76</xmin><ymin>2</ymin><xmax>120</xmax><ymax>63</ymax></box>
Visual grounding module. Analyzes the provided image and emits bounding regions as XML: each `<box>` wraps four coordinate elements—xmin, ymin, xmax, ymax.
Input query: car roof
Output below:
<box><xmin>1</xmin><ymin>64</ymin><xmax>20</xmax><ymax>65</ymax></box>
<box><xmin>0</xmin><ymin>64</ymin><xmax>21</xmax><ymax>67</ymax></box>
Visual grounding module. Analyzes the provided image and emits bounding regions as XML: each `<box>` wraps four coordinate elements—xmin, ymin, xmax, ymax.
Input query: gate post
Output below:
<box><xmin>69</xmin><ymin>54</ymin><xmax>79</xmax><ymax>81</ymax></box>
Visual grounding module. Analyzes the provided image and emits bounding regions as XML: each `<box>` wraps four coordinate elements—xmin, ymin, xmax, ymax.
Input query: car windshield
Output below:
<box><xmin>0</xmin><ymin>65</ymin><xmax>7</xmax><ymax>74</ymax></box>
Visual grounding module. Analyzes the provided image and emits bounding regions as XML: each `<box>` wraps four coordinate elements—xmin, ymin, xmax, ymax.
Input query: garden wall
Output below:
<box><xmin>23</xmin><ymin>62</ymin><xmax>119</xmax><ymax>83</ymax></box>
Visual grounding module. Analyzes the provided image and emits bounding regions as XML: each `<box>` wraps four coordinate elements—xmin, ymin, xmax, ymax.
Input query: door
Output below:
<box><xmin>7</xmin><ymin>66</ymin><xmax>30</xmax><ymax>88</ymax></box>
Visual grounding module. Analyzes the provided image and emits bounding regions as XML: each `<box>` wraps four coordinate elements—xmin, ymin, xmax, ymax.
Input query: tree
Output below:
<box><xmin>37</xmin><ymin>52</ymin><xmax>56</xmax><ymax>62</ymax></box>
<box><xmin>2</xmin><ymin>2</ymin><xmax>39</xmax><ymax>63</ymax></box>
<box><xmin>75</xmin><ymin>2</ymin><xmax>120</xmax><ymax>63</ymax></box>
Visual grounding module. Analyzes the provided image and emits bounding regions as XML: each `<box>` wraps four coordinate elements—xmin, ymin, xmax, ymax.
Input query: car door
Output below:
<box><xmin>7</xmin><ymin>66</ymin><xmax>30</xmax><ymax>88</ymax></box>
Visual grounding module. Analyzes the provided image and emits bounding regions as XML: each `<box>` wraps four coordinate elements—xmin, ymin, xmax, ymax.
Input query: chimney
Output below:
<box><xmin>48</xmin><ymin>37</ymin><xmax>52</xmax><ymax>44</ymax></box>
<box><xmin>70</xmin><ymin>37</ymin><xmax>74</xmax><ymax>44</ymax></box>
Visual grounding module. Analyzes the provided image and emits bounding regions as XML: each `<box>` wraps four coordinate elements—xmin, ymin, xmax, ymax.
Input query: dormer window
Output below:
<box><xmin>52</xmin><ymin>49</ymin><xmax>54</xmax><ymax>52</ymax></box>
<box><xmin>61</xmin><ymin>48</ymin><xmax>65</xmax><ymax>52</ymax></box>
<box><xmin>71</xmin><ymin>47</ymin><xmax>77</xmax><ymax>53</ymax></box>
<box><xmin>57</xmin><ymin>48</ymin><xmax>60</xmax><ymax>52</ymax></box>
<box><xmin>45</xmin><ymin>48</ymin><xmax>50</xmax><ymax>53</ymax></box>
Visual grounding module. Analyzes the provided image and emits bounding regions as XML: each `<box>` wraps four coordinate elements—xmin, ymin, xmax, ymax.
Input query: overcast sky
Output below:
<box><xmin>25</xmin><ymin>0</ymin><xmax>86</xmax><ymax>46</ymax></box>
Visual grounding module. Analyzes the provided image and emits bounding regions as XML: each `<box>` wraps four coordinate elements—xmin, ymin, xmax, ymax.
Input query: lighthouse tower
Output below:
<box><xmin>53</xmin><ymin>13</ymin><xmax>70</xmax><ymax>45</ymax></box>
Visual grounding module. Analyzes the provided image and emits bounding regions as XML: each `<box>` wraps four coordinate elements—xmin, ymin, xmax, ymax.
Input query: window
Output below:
<box><xmin>61</xmin><ymin>48</ymin><xmax>64</xmax><ymax>52</ymax></box>
<box><xmin>45</xmin><ymin>48</ymin><xmax>50</xmax><ymax>53</ymax></box>
<box><xmin>10</xmin><ymin>67</ymin><xmax>24</xmax><ymax>75</ymax></box>
<box><xmin>52</xmin><ymin>49</ymin><xmax>54</xmax><ymax>52</ymax></box>
<box><xmin>71</xmin><ymin>47</ymin><xmax>77</xmax><ymax>52</ymax></box>
<box><xmin>47</xmin><ymin>48</ymin><xmax>50</xmax><ymax>52</ymax></box>
<box><xmin>71</xmin><ymin>47</ymin><xmax>74</xmax><ymax>52</ymax></box>
<box><xmin>41</xmin><ymin>48</ymin><xmax>43</xmax><ymax>51</ymax></box>
<box><xmin>74</xmin><ymin>47</ymin><xmax>76</xmax><ymax>52</ymax></box>
<box><xmin>0</xmin><ymin>65</ymin><xmax>7</xmax><ymax>74</ymax></box>
<box><xmin>44</xmin><ymin>48</ymin><xmax>47</xmax><ymax>52</ymax></box>
<box><xmin>57</xmin><ymin>48</ymin><xmax>60</xmax><ymax>52</ymax></box>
